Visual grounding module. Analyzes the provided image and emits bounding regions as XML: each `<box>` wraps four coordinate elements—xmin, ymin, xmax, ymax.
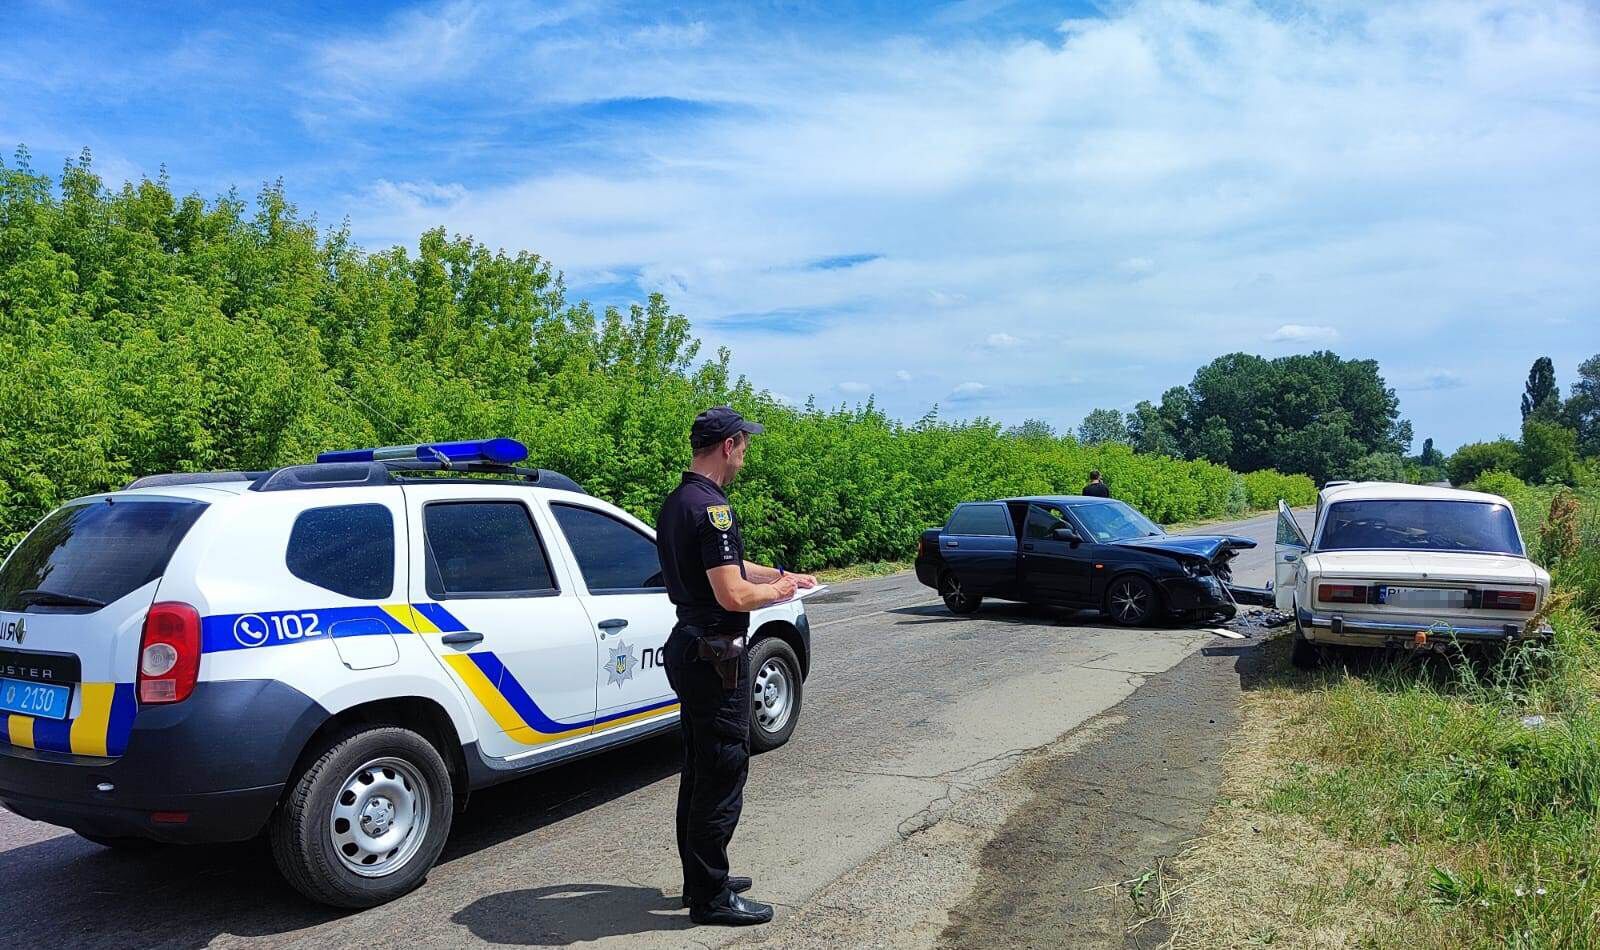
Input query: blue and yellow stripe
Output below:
<box><xmin>0</xmin><ymin>682</ymin><xmax>137</xmax><ymax>757</ymax></box>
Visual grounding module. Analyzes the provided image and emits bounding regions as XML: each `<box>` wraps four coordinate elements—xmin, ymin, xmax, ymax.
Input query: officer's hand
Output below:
<box><xmin>769</xmin><ymin>575</ymin><xmax>799</xmax><ymax>602</ymax></box>
<box><xmin>791</xmin><ymin>573</ymin><xmax>820</xmax><ymax>589</ymax></box>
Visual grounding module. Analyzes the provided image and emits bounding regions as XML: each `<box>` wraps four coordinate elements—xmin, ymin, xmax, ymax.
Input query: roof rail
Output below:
<box><xmin>251</xmin><ymin>463</ymin><xmax>391</xmax><ymax>492</ymax></box>
<box><xmin>125</xmin><ymin>471</ymin><xmax>267</xmax><ymax>490</ymax></box>
<box><xmin>384</xmin><ymin>460</ymin><xmax>587</xmax><ymax>494</ymax></box>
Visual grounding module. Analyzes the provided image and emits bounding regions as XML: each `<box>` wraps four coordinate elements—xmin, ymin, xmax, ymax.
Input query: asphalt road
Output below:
<box><xmin>0</xmin><ymin>509</ymin><xmax>1300</xmax><ymax>949</ymax></box>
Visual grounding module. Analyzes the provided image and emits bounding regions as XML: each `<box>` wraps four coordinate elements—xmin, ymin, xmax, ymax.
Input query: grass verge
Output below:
<box><xmin>1170</xmin><ymin>484</ymin><xmax>1600</xmax><ymax>948</ymax></box>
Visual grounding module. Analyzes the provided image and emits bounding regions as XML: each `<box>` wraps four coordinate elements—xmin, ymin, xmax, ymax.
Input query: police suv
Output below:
<box><xmin>0</xmin><ymin>440</ymin><xmax>811</xmax><ymax>907</ymax></box>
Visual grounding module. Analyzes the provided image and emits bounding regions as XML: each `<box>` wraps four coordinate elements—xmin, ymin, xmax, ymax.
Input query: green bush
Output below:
<box><xmin>1240</xmin><ymin>469</ymin><xmax>1318</xmax><ymax>509</ymax></box>
<box><xmin>0</xmin><ymin>155</ymin><xmax>1312</xmax><ymax>569</ymax></box>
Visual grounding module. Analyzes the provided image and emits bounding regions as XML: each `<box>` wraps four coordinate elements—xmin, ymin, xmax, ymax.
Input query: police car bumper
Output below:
<box><xmin>1158</xmin><ymin>574</ymin><xmax>1235</xmax><ymax>614</ymax></box>
<box><xmin>0</xmin><ymin>679</ymin><xmax>324</xmax><ymax>844</ymax></box>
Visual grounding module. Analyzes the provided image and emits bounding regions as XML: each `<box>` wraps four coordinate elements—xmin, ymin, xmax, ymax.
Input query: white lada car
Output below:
<box><xmin>1274</xmin><ymin>482</ymin><xmax>1552</xmax><ymax>667</ymax></box>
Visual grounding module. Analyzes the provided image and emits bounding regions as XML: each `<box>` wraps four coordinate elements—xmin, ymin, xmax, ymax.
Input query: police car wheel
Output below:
<box><xmin>939</xmin><ymin>572</ymin><xmax>982</xmax><ymax>614</ymax></box>
<box><xmin>748</xmin><ymin>637</ymin><xmax>802</xmax><ymax>754</ymax></box>
<box><xmin>270</xmin><ymin>726</ymin><xmax>453</xmax><ymax>908</ymax></box>
<box><xmin>1105</xmin><ymin>575</ymin><xmax>1159</xmax><ymax>626</ymax></box>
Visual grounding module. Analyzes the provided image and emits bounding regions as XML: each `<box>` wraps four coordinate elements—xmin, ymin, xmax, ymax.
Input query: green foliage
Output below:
<box><xmin>1448</xmin><ymin>438</ymin><xmax>1523</xmax><ymax>486</ymax></box>
<box><xmin>0</xmin><ymin>156</ymin><xmax>1297</xmax><ymax>567</ymax></box>
<box><xmin>1563</xmin><ymin>354</ymin><xmax>1600</xmax><ymax>457</ymax></box>
<box><xmin>1344</xmin><ymin>451</ymin><xmax>1407</xmax><ymax>483</ymax></box>
<box><xmin>1521</xmin><ymin>355</ymin><xmax>1561</xmax><ymax>421</ymax></box>
<box><xmin>1076</xmin><ymin>407</ymin><xmax>1129</xmax><ymax>446</ymax></box>
<box><xmin>1139</xmin><ymin>351</ymin><xmax>1408</xmax><ymax>483</ymax></box>
<box><xmin>1520</xmin><ymin>418</ymin><xmax>1581</xmax><ymax>485</ymax></box>
<box><xmin>1239</xmin><ymin>469</ymin><xmax>1318</xmax><ymax>510</ymax></box>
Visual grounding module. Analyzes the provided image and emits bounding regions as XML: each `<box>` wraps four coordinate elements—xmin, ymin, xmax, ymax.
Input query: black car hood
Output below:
<box><xmin>1107</xmin><ymin>534</ymin><xmax>1258</xmax><ymax>562</ymax></box>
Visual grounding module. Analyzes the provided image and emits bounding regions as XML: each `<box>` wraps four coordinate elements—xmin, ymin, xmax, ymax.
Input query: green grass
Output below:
<box><xmin>1258</xmin><ymin>483</ymin><xmax>1600</xmax><ymax>947</ymax></box>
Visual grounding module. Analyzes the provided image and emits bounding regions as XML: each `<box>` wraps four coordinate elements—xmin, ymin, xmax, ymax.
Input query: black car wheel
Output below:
<box><xmin>1105</xmin><ymin>575</ymin><xmax>1159</xmax><ymax>626</ymax></box>
<box><xmin>940</xmin><ymin>572</ymin><xmax>982</xmax><ymax>614</ymax></box>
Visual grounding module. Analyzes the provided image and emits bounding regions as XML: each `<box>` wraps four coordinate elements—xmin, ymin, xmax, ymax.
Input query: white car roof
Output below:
<box><xmin>1320</xmin><ymin>481</ymin><xmax>1509</xmax><ymax>506</ymax></box>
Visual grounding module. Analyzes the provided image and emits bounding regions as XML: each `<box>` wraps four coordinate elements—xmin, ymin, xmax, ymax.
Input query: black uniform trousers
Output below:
<box><xmin>662</xmin><ymin>622</ymin><xmax>751</xmax><ymax>907</ymax></box>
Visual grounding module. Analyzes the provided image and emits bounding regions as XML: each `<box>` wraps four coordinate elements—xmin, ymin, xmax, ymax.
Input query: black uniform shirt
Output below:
<box><xmin>1082</xmin><ymin>481</ymin><xmax>1111</xmax><ymax>498</ymax></box>
<box><xmin>656</xmin><ymin>472</ymin><xmax>749</xmax><ymax>634</ymax></box>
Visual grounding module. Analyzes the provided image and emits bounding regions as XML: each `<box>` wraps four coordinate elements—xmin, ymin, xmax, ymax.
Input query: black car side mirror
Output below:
<box><xmin>1051</xmin><ymin>526</ymin><xmax>1081</xmax><ymax>543</ymax></box>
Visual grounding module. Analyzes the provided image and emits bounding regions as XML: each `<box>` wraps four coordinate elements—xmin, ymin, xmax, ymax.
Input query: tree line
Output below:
<box><xmin>0</xmin><ymin>151</ymin><xmax>1316</xmax><ymax>566</ymax></box>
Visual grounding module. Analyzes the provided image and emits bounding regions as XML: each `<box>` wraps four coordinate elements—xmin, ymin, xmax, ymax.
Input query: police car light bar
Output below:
<box><xmin>317</xmin><ymin>438</ymin><xmax>529</xmax><ymax>466</ymax></box>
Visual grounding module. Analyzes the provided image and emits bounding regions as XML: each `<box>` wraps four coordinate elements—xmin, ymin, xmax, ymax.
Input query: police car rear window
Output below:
<box><xmin>423</xmin><ymin>501</ymin><xmax>557</xmax><ymax>598</ymax></box>
<box><xmin>0</xmin><ymin>499</ymin><xmax>207</xmax><ymax>613</ymax></box>
<box><xmin>286</xmin><ymin>504</ymin><xmax>395</xmax><ymax>599</ymax></box>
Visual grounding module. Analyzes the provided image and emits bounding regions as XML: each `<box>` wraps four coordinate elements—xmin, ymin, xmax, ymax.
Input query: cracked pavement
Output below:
<box><xmin>0</xmin><ymin>509</ymin><xmax>1298</xmax><ymax>948</ymax></box>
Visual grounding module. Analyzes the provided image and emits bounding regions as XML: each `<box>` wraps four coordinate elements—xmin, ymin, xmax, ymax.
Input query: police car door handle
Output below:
<box><xmin>597</xmin><ymin>618</ymin><xmax>629</xmax><ymax>631</ymax></box>
<box><xmin>440</xmin><ymin>631</ymin><xmax>484</xmax><ymax>647</ymax></box>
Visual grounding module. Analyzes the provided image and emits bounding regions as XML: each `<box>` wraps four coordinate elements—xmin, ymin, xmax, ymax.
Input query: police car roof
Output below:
<box><xmin>113</xmin><ymin>461</ymin><xmax>585</xmax><ymax>498</ymax></box>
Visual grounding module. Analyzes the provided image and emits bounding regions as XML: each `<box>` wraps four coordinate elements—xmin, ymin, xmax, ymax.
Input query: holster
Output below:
<box><xmin>695</xmin><ymin>632</ymin><xmax>745</xmax><ymax>690</ymax></box>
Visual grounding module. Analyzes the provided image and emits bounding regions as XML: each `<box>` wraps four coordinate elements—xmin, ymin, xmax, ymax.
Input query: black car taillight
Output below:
<box><xmin>1318</xmin><ymin>583</ymin><xmax>1368</xmax><ymax>604</ymax></box>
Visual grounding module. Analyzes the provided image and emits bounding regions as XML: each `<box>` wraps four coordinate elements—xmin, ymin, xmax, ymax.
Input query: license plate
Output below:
<box><xmin>1377</xmin><ymin>586</ymin><xmax>1470</xmax><ymax>609</ymax></box>
<box><xmin>0</xmin><ymin>678</ymin><xmax>71</xmax><ymax>720</ymax></box>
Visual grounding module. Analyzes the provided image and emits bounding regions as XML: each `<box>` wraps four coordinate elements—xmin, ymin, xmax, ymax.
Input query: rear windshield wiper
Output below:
<box><xmin>17</xmin><ymin>589</ymin><xmax>106</xmax><ymax>609</ymax></box>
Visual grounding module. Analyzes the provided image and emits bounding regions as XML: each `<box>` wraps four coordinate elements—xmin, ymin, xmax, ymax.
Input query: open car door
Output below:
<box><xmin>1274</xmin><ymin>500</ymin><xmax>1309</xmax><ymax>611</ymax></box>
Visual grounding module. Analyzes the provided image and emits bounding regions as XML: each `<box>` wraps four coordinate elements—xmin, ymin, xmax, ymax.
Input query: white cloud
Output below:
<box><xmin>333</xmin><ymin>0</ymin><xmax>1600</xmax><ymax>451</ymax></box>
<box><xmin>950</xmin><ymin>381</ymin><xmax>989</xmax><ymax>399</ymax></box>
<box><xmin>1268</xmin><ymin>324</ymin><xmax>1340</xmax><ymax>344</ymax></box>
<box><xmin>836</xmin><ymin>381</ymin><xmax>872</xmax><ymax>395</ymax></box>
<box><xmin>894</xmin><ymin>369</ymin><xmax>913</xmax><ymax>382</ymax></box>
<box><xmin>985</xmin><ymin>332</ymin><xmax>1021</xmax><ymax>348</ymax></box>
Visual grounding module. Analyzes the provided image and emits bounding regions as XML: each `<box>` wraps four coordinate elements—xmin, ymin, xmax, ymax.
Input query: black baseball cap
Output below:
<box><xmin>691</xmin><ymin>406</ymin><xmax>765</xmax><ymax>450</ymax></box>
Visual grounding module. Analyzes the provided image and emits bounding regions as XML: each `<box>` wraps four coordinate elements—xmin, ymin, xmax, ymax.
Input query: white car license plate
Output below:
<box><xmin>1378</xmin><ymin>586</ymin><xmax>1469</xmax><ymax>609</ymax></box>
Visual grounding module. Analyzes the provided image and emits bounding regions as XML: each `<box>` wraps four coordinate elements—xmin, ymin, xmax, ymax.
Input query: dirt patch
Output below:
<box><xmin>1164</xmin><ymin>635</ymin><xmax>1411</xmax><ymax>948</ymax></box>
<box><xmin>935</xmin><ymin>637</ymin><xmax>1263</xmax><ymax>949</ymax></box>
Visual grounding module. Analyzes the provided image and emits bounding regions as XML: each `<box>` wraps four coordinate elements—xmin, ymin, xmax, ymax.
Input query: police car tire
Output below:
<box><xmin>748</xmin><ymin>637</ymin><xmax>803</xmax><ymax>755</ymax></box>
<box><xmin>270</xmin><ymin>726</ymin><xmax>453</xmax><ymax>908</ymax></box>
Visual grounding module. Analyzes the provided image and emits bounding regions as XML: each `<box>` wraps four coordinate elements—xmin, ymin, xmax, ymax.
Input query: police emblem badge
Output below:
<box><xmin>707</xmin><ymin>505</ymin><xmax>733</xmax><ymax>531</ymax></box>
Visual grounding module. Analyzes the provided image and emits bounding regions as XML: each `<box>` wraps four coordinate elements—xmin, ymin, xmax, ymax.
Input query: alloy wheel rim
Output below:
<box><xmin>942</xmin><ymin>575</ymin><xmax>964</xmax><ymax>602</ymax></box>
<box><xmin>330</xmin><ymin>756</ymin><xmax>431</xmax><ymax>878</ymax></box>
<box><xmin>1111</xmin><ymin>582</ymin><xmax>1149</xmax><ymax>622</ymax></box>
<box><xmin>754</xmin><ymin>658</ymin><xmax>792</xmax><ymax>733</ymax></box>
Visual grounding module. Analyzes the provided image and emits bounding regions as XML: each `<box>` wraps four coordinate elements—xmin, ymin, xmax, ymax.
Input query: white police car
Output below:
<box><xmin>0</xmin><ymin>439</ymin><xmax>811</xmax><ymax>907</ymax></box>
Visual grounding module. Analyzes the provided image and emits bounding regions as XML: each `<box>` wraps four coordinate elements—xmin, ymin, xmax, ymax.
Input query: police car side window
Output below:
<box><xmin>286</xmin><ymin>504</ymin><xmax>395</xmax><ymax>599</ymax></box>
<box><xmin>423</xmin><ymin>502</ymin><xmax>557</xmax><ymax>599</ymax></box>
<box><xmin>550</xmin><ymin>504</ymin><xmax>666</xmax><ymax>593</ymax></box>
<box><xmin>946</xmin><ymin>504</ymin><xmax>1010</xmax><ymax>537</ymax></box>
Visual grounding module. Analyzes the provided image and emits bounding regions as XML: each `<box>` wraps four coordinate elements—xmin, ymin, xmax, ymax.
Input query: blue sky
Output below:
<box><xmin>4</xmin><ymin>0</ymin><xmax>1598</xmax><ymax>452</ymax></box>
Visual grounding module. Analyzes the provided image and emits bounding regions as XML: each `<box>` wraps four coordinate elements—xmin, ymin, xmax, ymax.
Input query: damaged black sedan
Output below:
<box><xmin>915</xmin><ymin>496</ymin><xmax>1255</xmax><ymax>625</ymax></box>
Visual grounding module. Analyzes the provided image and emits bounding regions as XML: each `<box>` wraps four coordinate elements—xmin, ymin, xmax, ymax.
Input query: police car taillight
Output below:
<box><xmin>138</xmin><ymin>603</ymin><xmax>201</xmax><ymax>704</ymax></box>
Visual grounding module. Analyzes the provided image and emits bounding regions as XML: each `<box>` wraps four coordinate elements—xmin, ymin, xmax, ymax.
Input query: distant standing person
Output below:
<box><xmin>1082</xmin><ymin>470</ymin><xmax>1111</xmax><ymax>497</ymax></box>
<box><xmin>655</xmin><ymin>406</ymin><xmax>817</xmax><ymax>926</ymax></box>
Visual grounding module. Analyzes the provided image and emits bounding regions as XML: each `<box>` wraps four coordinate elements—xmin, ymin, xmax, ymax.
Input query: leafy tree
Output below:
<box><xmin>1346</xmin><ymin>452</ymin><xmax>1406</xmax><ymax>482</ymax></box>
<box><xmin>1519</xmin><ymin>418</ymin><xmax>1579</xmax><ymax>485</ymax></box>
<box><xmin>1004</xmin><ymin>418</ymin><xmax>1056</xmax><ymax>440</ymax></box>
<box><xmin>1561</xmin><ymin>353</ymin><xmax>1600</xmax><ymax>456</ymax></box>
<box><xmin>1077</xmin><ymin>408</ymin><xmax>1130</xmax><ymax>446</ymax></box>
<box><xmin>1447</xmin><ymin>439</ymin><xmax>1523</xmax><ymax>486</ymax></box>
<box><xmin>1125</xmin><ymin>400</ymin><xmax>1181</xmax><ymax>457</ymax></box>
<box><xmin>1521</xmin><ymin>356</ymin><xmax>1561</xmax><ymax>421</ymax></box>
<box><xmin>1418</xmin><ymin>437</ymin><xmax>1441</xmax><ymax>467</ymax></box>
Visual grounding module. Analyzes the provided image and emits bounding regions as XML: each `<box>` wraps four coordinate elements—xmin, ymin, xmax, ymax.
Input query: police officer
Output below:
<box><xmin>656</xmin><ymin>407</ymin><xmax>816</xmax><ymax>926</ymax></box>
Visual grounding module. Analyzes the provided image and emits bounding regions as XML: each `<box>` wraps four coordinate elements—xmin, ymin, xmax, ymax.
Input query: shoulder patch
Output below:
<box><xmin>706</xmin><ymin>504</ymin><xmax>733</xmax><ymax>531</ymax></box>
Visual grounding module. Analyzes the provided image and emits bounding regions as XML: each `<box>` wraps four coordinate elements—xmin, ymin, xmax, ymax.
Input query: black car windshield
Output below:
<box><xmin>1317</xmin><ymin>500</ymin><xmax>1524</xmax><ymax>555</ymax></box>
<box><xmin>1071</xmin><ymin>501</ymin><xmax>1164</xmax><ymax>542</ymax></box>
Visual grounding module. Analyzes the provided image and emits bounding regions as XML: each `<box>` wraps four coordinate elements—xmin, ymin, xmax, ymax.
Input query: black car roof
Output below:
<box><xmin>999</xmin><ymin>495</ymin><xmax>1113</xmax><ymax>506</ymax></box>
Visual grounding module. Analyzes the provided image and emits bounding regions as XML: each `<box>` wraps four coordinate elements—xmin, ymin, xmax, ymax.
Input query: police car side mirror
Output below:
<box><xmin>1051</xmin><ymin>527</ymin><xmax>1081</xmax><ymax>544</ymax></box>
